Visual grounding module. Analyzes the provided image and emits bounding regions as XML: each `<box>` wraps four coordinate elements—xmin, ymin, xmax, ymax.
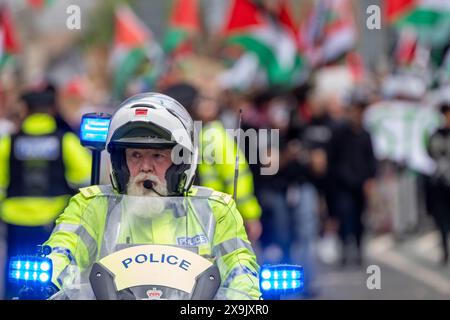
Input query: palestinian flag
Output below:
<box><xmin>163</xmin><ymin>0</ymin><xmax>200</xmax><ymax>56</ymax></box>
<box><xmin>346</xmin><ymin>51</ymin><xmax>365</xmax><ymax>82</ymax></box>
<box><xmin>28</xmin><ymin>0</ymin><xmax>55</xmax><ymax>10</ymax></box>
<box><xmin>0</xmin><ymin>6</ymin><xmax>20</xmax><ymax>71</ymax></box>
<box><xmin>111</xmin><ymin>5</ymin><xmax>162</xmax><ymax>100</ymax></box>
<box><xmin>394</xmin><ymin>27</ymin><xmax>418</xmax><ymax>67</ymax></box>
<box><xmin>300</xmin><ymin>0</ymin><xmax>357</xmax><ymax>67</ymax></box>
<box><xmin>222</xmin><ymin>0</ymin><xmax>304</xmax><ymax>87</ymax></box>
<box><xmin>386</xmin><ymin>0</ymin><xmax>450</xmax><ymax>49</ymax></box>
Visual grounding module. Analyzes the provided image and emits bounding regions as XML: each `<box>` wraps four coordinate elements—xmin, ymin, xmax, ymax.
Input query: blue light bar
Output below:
<box><xmin>9</xmin><ymin>256</ymin><xmax>52</xmax><ymax>284</ymax></box>
<box><xmin>9</xmin><ymin>270</ymin><xmax>51</xmax><ymax>283</ymax></box>
<box><xmin>80</xmin><ymin>116</ymin><xmax>111</xmax><ymax>145</ymax></box>
<box><xmin>259</xmin><ymin>265</ymin><xmax>304</xmax><ymax>295</ymax></box>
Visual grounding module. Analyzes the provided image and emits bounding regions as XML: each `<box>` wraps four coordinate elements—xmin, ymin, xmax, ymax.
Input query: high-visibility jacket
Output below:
<box><xmin>0</xmin><ymin>113</ymin><xmax>91</xmax><ymax>226</ymax></box>
<box><xmin>43</xmin><ymin>185</ymin><xmax>261</xmax><ymax>299</ymax></box>
<box><xmin>198</xmin><ymin>120</ymin><xmax>261</xmax><ymax>221</ymax></box>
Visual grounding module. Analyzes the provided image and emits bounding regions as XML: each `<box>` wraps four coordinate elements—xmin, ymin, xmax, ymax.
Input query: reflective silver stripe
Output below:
<box><xmin>52</xmin><ymin>223</ymin><xmax>98</xmax><ymax>263</ymax></box>
<box><xmin>51</xmin><ymin>246</ymin><xmax>74</xmax><ymax>262</ymax></box>
<box><xmin>56</xmin><ymin>261</ymin><xmax>77</xmax><ymax>287</ymax></box>
<box><xmin>172</xmin><ymin>201</ymin><xmax>187</xmax><ymax>218</ymax></box>
<box><xmin>55</xmin><ymin>248</ymin><xmax>79</xmax><ymax>287</ymax></box>
<box><xmin>194</xmin><ymin>187</ymin><xmax>213</xmax><ymax>197</ymax></box>
<box><xmin>223</xmin><ymin>265</ymin><xmax>258</xmax><ymax>287</ymax></box>
<box><xmin>189</xmin><ymin>197</ymin><xmax>216</xmax><ymax>243</ymax></box>
<box><xmin>213</xmin><ymin>238</ymin><xmax>254</xmax><ymax>257</ymax></box>
<box><xmin>52</xmin><ymin>223</ymin><xmax>78</xmax><ymax>234</ymax></box>
<box><xmin>99</xmin><ymin>195</ymin><xmax>123</xmax><ymax>258</ymax></box>
<box><xmin>98</xmin><ymin>184</ymin><xmax>114</xmax><ymax>196</ymax></box>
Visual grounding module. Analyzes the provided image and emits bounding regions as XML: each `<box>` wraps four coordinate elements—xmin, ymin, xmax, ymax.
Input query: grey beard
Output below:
<box><xmin>126</xmin><ymin>174</ymin><xmax>168</xmax><ymax>197</ymax></box>
<box><xmin>125</xmin><ymin>175</ymin><xmax>168</xmax><ymax>218</ymax></box>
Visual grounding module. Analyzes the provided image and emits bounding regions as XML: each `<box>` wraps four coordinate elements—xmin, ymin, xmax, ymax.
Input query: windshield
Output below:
<box><xmin>49</xmin><ymin>192</ymin><xmax>257</xmax><ymax>300</ymax></box>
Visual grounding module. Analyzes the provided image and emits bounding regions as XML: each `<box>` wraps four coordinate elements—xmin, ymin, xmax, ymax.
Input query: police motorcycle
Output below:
<box><xmin>8</xmin><ymin>113</ymin><xmax>303</xmax><ymax>300</ymax></box>
<box><xmin>9</xmin><ymin>193</ymin><xmax>303</xmax><ymax>300</ymax></box>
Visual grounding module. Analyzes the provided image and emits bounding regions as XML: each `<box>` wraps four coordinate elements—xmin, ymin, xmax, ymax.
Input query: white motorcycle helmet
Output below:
<box><xmin>106</xmin><ymin>92</ymin><xmax>198</xmax><ymax>195</ymax></box>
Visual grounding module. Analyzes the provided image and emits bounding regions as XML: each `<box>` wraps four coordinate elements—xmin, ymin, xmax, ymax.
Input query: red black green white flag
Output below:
<box><xmin>299</xmin><ymin>0</ymin><xmax>357</xmax><ymax>67</ymax></box>
<box><xmin>0</xmin><ymin>6</ymin><xmax>20</xmax><ymax>71</ymax></box>
<box><xmin>111</xmin><ymin>5</ymin><xmax>163</xmax><ymax>100</ymax></box>
<box><xmin>163</xmin><ymin>0</ymin><xmax>200</xmax><ymax>56</ymax></box>
<box><xmin>221</xmin><ymin>0</ymin><xmax>305</xmax><ymax>87</ymax></box>
<box><xmin>27</xmin><ymin>0</ymin><xmax>55</xmax><ymax>10</ymax></box>
<box><xmin>386</xmin><ymin>0</ymin><xmax>450</xmax><ymax>49</ymax></box>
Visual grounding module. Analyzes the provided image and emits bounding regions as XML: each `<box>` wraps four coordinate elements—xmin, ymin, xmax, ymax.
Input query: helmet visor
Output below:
<box><xmin>108</xmin><ymin>121</ymin><xmax>176</xmax><ymax>150</ymax></box>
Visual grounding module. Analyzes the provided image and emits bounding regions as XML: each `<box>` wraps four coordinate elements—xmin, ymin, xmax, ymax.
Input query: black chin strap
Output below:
<box><xmin>110</xmin><ymin>147</ymin><xmax>130</xmax><ymax>193</ymax></box>
<box><xmin>165</xmin><ymin>163</ymin><xmax>190</xmax><ymax>195</ymax></box>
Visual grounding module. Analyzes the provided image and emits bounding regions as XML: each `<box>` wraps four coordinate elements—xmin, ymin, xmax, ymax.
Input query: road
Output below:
<box><xmin>306</xmin><ymin>230</ymin><xmax>450</xmax><ymax>300</ymax></box>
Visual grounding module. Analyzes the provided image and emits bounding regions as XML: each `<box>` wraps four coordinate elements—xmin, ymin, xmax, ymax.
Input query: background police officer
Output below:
<box><xmin>0</xmin><ymin>84</ymin><xmax>91</xmax><ymax>299</ymax></box>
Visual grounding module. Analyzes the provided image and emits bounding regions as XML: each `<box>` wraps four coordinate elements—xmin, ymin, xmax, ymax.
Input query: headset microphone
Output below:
<box><xmin>143</xmin><ymin>180</ymin><xmax>154</xmax><ymax>190</ymax></box>
<box><xmin>143</xmin><ymin>179</ymin><xmax>166</xmax><ymax>197</ymax></box>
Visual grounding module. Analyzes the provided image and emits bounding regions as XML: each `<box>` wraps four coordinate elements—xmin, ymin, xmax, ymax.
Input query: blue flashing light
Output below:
<box><xmin>39</xmin><ymin>273</ymin><xmax>50</xmax><ymax>283</ymax></box>
<box><xmin>40</xmin><ymin>262</ymin><xmax>50</xmax><ymax>272</ymax></box>
<box><xmin>80</xmin><ymin>118</ymin><xmax>110</xmax><ymax>143</ymax></box>
<box><xmin>9</xmin><ymin>270</ymin><xmax>51</xmax><ymax>282</ymax></box>
<box><xmin>261</xmin><ymin>270</ymin><xmax>271</xmax><ymax>280</ymax></box>
<box><xmin>261</xmin><ymin>281</ymin><xmax>271</xmax><ymax>290</ymax></box>
<box><xmin>79</xmin><ymin>113</ymin><xmax>112</xmax><ymax>150</ymax></box>
<box><xmin>259</xmin><ymin>265</ymin><xmax>304</xmax><ymax>295</ymax></box>
<box><xmin>8</xmin><ymin>256</ymin><xmax>52</xmax><ymax>284</ymax></box>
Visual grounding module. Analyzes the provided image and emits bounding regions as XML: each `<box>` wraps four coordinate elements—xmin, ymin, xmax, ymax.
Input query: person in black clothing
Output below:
<box><xmin>298</xmin><ymin>91</ymin><xmax>341</xmax><ymax>234</ymax></box>
<box><xmin>328</xmin><ymin>94</ymin><xmax>376</xmax><ymax>266</ymax></box>
<box><xmin>425</xmin><ymin>102</ymin><xmax>450</xmax><ymax>265</ymax></box>
<box><xmin>248</xmin><ymin>91</ymin><xmax>300</xmax><ymax>264</ymax></box>
<box><xmin>245</xmin><ymin>88</ymin><xmax>320</xmax><ymax>296</ymax></box>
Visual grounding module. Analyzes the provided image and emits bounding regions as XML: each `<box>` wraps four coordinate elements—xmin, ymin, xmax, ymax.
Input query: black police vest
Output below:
<box><xmin>7</xmin><ymin>129</ymin><xmax>74</xmax><ymax>198</ymax></box>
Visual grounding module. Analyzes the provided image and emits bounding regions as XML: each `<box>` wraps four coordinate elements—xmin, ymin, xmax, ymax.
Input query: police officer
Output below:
<box><xmin>0</xmin><ymin>87</ymin><xmax>91</xmax><ymax>299</ymax></box>
<box><xmin>42</xmin><ymin>93</ymin><xmax>261</xmax><ymax>299</ymax></box>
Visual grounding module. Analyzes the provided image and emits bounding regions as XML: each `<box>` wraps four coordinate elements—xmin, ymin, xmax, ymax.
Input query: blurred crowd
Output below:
<box><xmin>1</xmin><ymin>0</ymin><xmax>450</xmax><ymax>299</ymax></box>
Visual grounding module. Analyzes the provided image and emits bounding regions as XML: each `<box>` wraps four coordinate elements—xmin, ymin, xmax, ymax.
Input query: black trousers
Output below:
<box><xmin>334</xmin><ymin>189</ymin><xmax>365</xmax><ymax>254</ymax></box>
<box><xmin>428</xmin><ymin>184</ymin><xmax>450</xmax><ymax>261</ymax></box>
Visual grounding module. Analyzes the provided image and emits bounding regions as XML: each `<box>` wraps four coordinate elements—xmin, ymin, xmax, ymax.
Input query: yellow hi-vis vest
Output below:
<box><xmin>0</xmin><ymin>113</ymin><xmax>91</xmax><ymax>226</ymax></box>
<box><xmin>43</xmin><ymin>185</ymin><xmax>261</xmax><ymax>299</ymax></box>
<box><xmin>197</xmin><ymin>121</ymin><xmax>261</xmax><ymax>221</ymax></box>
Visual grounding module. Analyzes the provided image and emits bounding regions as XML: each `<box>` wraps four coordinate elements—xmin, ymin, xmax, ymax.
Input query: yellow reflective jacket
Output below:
<box><xmin>198</xmin><ymin>121</ymin><xmax>261</xmax><ymax>221</ymax></box>
<box><xmin>0</xmin><ymin>113</ymin><xmax>91</xmax><ymax>226</ymax></box>
<box><xmin>43</xmin><ymin>185</ymin><xmax>261</xmax><ymax>299</ymax></box>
